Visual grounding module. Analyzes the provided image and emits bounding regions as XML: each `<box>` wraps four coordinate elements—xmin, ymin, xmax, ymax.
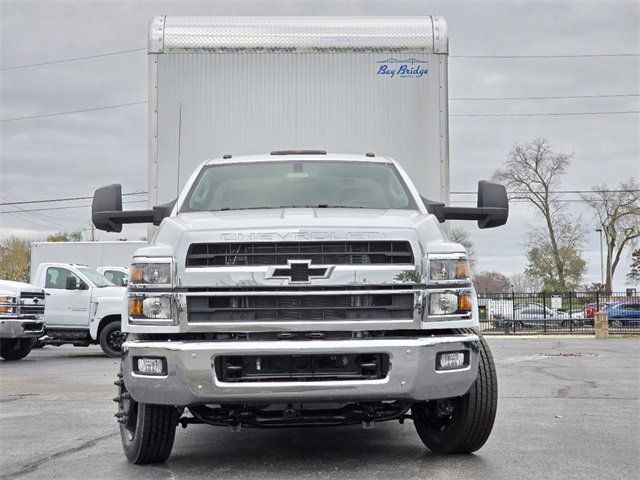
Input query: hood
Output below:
<box><xmin>0</xmin><ymin>279</ymin><xmax>42</xmax><ymax>296</ymax></box>
<box><xmin>90</xmin><ymin>286</ymin><xmax>126</xmax><ymax>300</ymax></box>
<box><xmin>171</xmin><ymin>208</ymin><xmax>423</xmax><ymax>231</ymax></box>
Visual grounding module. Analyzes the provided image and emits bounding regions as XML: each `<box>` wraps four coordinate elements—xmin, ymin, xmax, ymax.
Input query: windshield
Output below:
<box><xmin>78</xmin><ymin>268</ymin><xmax>115</xmax><ymax>288</ymax></box>
<box><xmin>181</xmin><ymin>160</ymin><xmax>417</xmax><ymax>212</ymax></box>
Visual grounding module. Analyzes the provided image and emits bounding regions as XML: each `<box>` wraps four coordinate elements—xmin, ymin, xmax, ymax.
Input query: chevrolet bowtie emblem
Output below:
<box><xmin>266</xmin><ymin>260</ymin><xmax>334</xmax><ymax>283</ymax></box>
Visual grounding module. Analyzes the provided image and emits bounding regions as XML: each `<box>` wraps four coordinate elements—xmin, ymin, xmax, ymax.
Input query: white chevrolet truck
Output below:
<box><xmin>31</xmin><ymin>263</ymin><xmax>126</xmax><ymax>357</ymax></box>
<box><xmin>0</xmin><ymin>280</ymin><xmax>45</xmax><ymax>360</ymax></box>
<box><xmin>91</xmin><ymin>16</ymin><xmax>509</xmax><ymax>464</ymax></box>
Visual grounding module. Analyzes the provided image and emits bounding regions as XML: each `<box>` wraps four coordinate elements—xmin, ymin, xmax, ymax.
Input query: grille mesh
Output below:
<box><xmin>187</xmin><ymin>293</ymin><xmax>414</xmax><ymax>322</ymax></box>
<box><xmin>186</xmin><ymin>241</ymin><xmax>414</xmax><ymax>267</ymax></box>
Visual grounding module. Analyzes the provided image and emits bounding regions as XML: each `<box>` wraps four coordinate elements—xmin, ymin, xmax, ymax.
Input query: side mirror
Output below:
<box><xmin>476</xmin><ymin>181</ymin><xmax>509</xmax><ymax>229</ymax></box>
<box><xmin>92</xmin><ymin>184</ymin><xmax>176</xmax><ymax>232</ymax></box>
<box><xmin>421</xmin><ymin>180</ymin><xmax>509</xmax><ymax>229</ymax></box>
<box><xmin>65</xmin><ymin>276</ymin><xmax>80</xmax><ymax>290</ymax></box>
<box><xmin>122</xmin><ymin>279</ymin><xmax>129</xmax><ymax>287</ymax></box>
<box><xmin>92</xmin><ymin>184</ymin><xmax>123</xmax><ymax>232</ymax></box>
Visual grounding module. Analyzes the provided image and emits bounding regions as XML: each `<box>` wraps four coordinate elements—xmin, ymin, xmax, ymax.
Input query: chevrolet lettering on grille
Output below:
<box><xmin>265</xmin><ymin>260</ymin><xmax>334</xmax><ymax>283</ymax></box>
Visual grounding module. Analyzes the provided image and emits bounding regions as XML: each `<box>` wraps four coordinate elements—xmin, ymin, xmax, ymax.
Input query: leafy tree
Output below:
<box><xmin>0</xmin><ymin>236</ymin><xmax>30</xmax><ymax>283</ymax></box>
<box><xmin>47</xmin><ymin>231</ymin><xmax>83</xmax><ymax>242</ymax></box>
<box><xmin>473</xmin><ymin>271</ymin><xmax>512</xmax><ymax>293</ymax></box>
<box><xmin>628</xmin><ymin>249</ymin><xmax>640</xmax><ymax>283</ymax></box>
<box><xmin>494</xmin><ymin>138</ymin><xmax>586</xmax><ymax>290</ymax></box>
<box><xmin>525</xmin><ymin>226</ymin><xmax>586</xmax><ymax>291</ymax></box>
<box><xmin>582</xmin><ymin>179</ymin><xmax>640</xmax><ymax>291</ymax></box>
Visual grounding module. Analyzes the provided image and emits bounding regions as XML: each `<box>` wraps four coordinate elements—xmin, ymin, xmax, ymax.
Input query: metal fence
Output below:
<box><xmin>477</xmin><ymin>291</ymin><xmax>640</xmax><ymax>335</ymax></box>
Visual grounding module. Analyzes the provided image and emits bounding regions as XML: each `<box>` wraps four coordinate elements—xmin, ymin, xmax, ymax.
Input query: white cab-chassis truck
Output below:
<box><xmin>31</xmin><ymin>263</ymin><xmax>126</xmax><ymax>357</ymax></box>
<box><xmin>0</xmin><ymin>280</ymin><xmax>45</xmax><ymax>360</ymax></box>
<box><xmin>91</xmin><ymin>16</ymin><xmax>509</xmax><ymax>464</ymax></box>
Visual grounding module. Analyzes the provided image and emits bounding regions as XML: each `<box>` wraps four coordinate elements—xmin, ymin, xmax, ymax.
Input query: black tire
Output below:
<box><xmin>99</xmin><ymin>321</ymin><xmax>125</xmax><ymax>357</ymax></box>
<box><xmin>412</xmin><ymin>330</ymin><xmax>497</xmax><ymax>453</ymax></box>
<box><xmin>116</xmin><ymin>373</ymin><xmax>178</xmax><ymax>464</ymax></box>
<box><xmin>0</xmin><ymin>338</ymin><xmax>35</xmax><ymax>361</ymax></box>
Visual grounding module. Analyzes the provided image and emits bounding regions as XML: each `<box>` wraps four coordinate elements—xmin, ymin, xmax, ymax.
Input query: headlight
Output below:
<box><xmin>429</xmin><ymin>255</ymin><xmax>470</xmax><ymax>284</ymax></box>
<box><xmin>129</xmin><ymin>294</ymin><xmax>174</xmax><ymax>323</ymax></box>
<box><xmin>429</xmin><ymin>291</ymin><xmax>473</xmax><ymax>316</ymax></box>
<box><xmin>130</xmin><ymin>258</ymin><xmax>173</xmax><ymax>287</ymax></box>
<box><xmin>0</xmin><ymin>296</ymin><xmax>16</xmax><ymax>314</ymax></box>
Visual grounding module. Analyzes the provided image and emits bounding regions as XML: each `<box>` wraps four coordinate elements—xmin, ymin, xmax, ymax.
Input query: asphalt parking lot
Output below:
<box><xmin>1</xmin><ymin>338</ymin><xmax>638</xmax><ymax>480</ymax></box>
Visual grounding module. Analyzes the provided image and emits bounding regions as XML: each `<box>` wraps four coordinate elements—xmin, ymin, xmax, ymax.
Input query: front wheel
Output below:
<box><xmin>0</xmin><ymin>338</ymin><xmax>35</xmax><ymax>361</ymax></box>
<box><xmin>99</xmin><ymin>321</ymin><xmax>125</xmax><ymax>357</ymax></box>
<box><xmin>412</xmin><ymin>331</ymin><xmax>497</xmax><ymax>453</ymax></box>
<box><xmin>116</xmin><ymin>372</ymin><xmax>179</xmax><ymax>464</ymax></box>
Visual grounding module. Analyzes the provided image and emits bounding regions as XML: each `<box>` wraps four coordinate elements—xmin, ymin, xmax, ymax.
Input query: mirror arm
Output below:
<box><xmin>92</xmin><ymin>199</ymin><xmax>177</xmax><ymax>232</ymax></box>
<box><xmin>438</xmin><ymin>206</ymin><xmax>507</xmax><ymax>222</ymax></box>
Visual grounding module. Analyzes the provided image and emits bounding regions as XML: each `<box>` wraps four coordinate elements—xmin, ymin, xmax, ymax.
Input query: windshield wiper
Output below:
<box><xmin>277</xmin><ymin>205</ymin><xmax>369</xmax><ymax>209</ymax></box>
<box><xmin>216</xmin><ymin>206</ymin><xmax>283</xmax><ymax>211</ymax></box>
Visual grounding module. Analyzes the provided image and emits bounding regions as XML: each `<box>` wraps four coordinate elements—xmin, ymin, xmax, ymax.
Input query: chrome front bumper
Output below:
<box><xmin>122</xmin><ymin>334</ymin><xmax>480</xmax><ymax>406</ymax></box>
<box><xmin>0</xmin><ymin>318</ymin><xmax>45</xmax><ymax>339</ymax></box>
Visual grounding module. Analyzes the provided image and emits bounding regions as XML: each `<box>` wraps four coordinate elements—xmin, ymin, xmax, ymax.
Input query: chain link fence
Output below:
<box><xmin>478</xmin><ymin>291</ymin><xmax>640</xmax><ymax>335</ymax></box>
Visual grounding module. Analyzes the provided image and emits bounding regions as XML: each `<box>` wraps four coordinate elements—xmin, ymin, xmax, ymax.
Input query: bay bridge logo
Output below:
<box><xmin>376</xmin><ymin>58</ymin><xmax>429</xmax><ymax>78</ymax></box>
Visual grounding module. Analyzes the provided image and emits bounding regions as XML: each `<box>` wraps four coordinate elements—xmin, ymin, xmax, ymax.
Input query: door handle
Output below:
<box><xmin>45</xmin><ymin>292</ymin><xmax>51</xmax><ymax>296</ymax></box>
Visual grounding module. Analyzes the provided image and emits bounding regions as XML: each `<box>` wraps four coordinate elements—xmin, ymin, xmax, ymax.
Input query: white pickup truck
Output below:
<box><xmin>31</xmin><ymin>263</ymin><xmax>126</xmax><ymax>357</ymax></box>
<box><xmin>0</xmin><ymin>279</ymin><xmax>45</xmax><ymax>360</ymax></box>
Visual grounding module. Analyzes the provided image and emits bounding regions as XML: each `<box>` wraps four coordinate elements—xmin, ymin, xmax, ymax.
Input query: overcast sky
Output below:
<box><xmin>1</xmin><ymin>0</ymin><xmax>638</xmax><ymax>289</ymax></box>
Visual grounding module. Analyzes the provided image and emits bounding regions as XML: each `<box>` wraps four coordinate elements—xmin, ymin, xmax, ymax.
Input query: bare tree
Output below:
<box><xmin>449</xmin><ymin>226</ymin><xmax>476</xmax><ymax>272</ymax></box>
<box><xmin>493</xmin><ymin>138</ymin><xmax>586</xmax><ymax>290</ymax></box>
<box><xmin>473</xmin><ymin>271</ymin><xmax>512</xmax><ymax>293</ymax></box>
<box><xmin>509</xmin><ymin>272</ymin><xmax>543</xmax><ymax>293</ymax></box>
<box><xmin>582</xmin><ymin>180</ymin><xmax>640</xmax><ymax>291</ymax></box>
<box><xmin>628</xmin><ymin>248</ymin><xmax>640</xmax><ymax>283</ymax></box>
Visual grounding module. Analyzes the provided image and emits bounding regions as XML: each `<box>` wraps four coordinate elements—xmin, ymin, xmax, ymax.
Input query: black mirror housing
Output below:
<box><xmin>476</xmin><ymin>180</ymin><xmax>509</xmax><ymax>229</ymax></box>
<box><xmin>92</xmin><ymin>184</ymin><xmax>124</xmax><ymax>232</ymax></box>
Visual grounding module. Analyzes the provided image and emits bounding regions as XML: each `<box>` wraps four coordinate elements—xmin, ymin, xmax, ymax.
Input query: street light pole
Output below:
<box><xmin>595</xmin><ymin>228</ymin><xmax>604</xmax><ymax>285</ymax></box>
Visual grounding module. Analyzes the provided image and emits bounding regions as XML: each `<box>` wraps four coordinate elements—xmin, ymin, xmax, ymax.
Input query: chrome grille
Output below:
<box><xmin>186</xmin><ymin>241</ymin><xmax>414</xmax><ymax>267</ymax></box>
<box><xmin>19</xmin><ymin>291</ymin><xmax>45</xmax><ymax>316</ymax></box>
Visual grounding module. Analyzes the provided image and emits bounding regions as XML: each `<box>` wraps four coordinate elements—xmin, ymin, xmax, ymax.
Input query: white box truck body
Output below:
<box><xmin>148</xmin><ymin>16</ymin><xmax>449</xmax><ymax>208</ymax></box>
<box><xmin>90</xmin><ymin>16</ymin><xmax>509</xmax><ymax>464</ymax></box>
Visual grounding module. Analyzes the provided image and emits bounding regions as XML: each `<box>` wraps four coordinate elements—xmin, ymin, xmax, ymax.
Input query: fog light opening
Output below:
<box><xmin>135</xmin><ymin>357</ymin><xmax>167</xmax><ymax>376</ymax></box>
<box><xmin>436</xmin><ymin>351</ymin><xmax>468</xmax><ymax>371</ymax></box>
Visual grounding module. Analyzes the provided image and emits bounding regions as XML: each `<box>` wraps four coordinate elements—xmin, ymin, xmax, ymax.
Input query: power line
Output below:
<box><xmin>450</xmin><ymin>53</ymin><xmax>640</xmax><ymax>58</ymax></box>
<box><xmin>451</xmin><ymin>110</ymin><xmax>640</xmax><ymax>117</ymax></box>
<box><xmin>0</xmin><ymin>191</ymin><xmax>147</xmax><ymax>206</ymax></box>
<box><xmin>451</xmin><ymin>93</ymin><xmax>640</xmax><ymax>101</ymax></box>
<box><xmin>1</xmin><ymin>48</ymin><xmax>636</xmax><ymax>71</ymax></box>
<box><xmin>3</xmin><ymin>101</ymin><xmax>639</xmax><ymax>122</ymax></box>
<box><xmin>0</xmin><ymin>199</ymin><xmax>148</xmax><ymax>215</ymax></box>
<box><xmin>0</xmin><ymin>48</ymin><xmax>146</xmax><ymax>71</ymax></box>
<box><xmin>451</xmin><ymin>189</ymin><xmax>640</xmax><ymax>195</ymax></box>
<box><xmin>1</xmin><ymin>101</ymin><xmax>148</xmax><ymax>122</ymax></box>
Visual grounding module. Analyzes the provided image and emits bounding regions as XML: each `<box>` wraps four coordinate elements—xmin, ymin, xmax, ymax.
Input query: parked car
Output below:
<box><xmin>602</xmin><ymin>301</ymin><xmax>640</xmax><ymax>326</ymax></box>
<box><xmin>496</xmin><ymin>303</ymin><xmax>576</xmax><ymax>329</ymax></box>
<box><xmin>584</xmin><ymin>302</ymin><xmax>608</xmax><ymax>319</ymax></box>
